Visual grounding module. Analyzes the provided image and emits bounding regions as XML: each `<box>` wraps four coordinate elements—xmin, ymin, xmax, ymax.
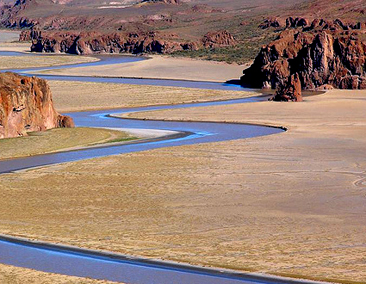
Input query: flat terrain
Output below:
<box><xmin>0</xmin><ymin>30</ymin><xmax>19</xmax><ymax>43</ymax></box>
<box><xmin>39</xmin><ymin>55</ymin><xmax>246</xmax><ymax>83</ymax></box>
<box><xmin>0</xmin><ymin>263</ymin><xmax>117</xmax><ymax>284</ymax></box>
<box><xmin>0</xmin><ymin>127</ymin><xmax>134</xmax><ymax>160</ymax></box>
<box><xmin>49</xmin><ymin>80</ymin><xmax>253</xmax><ymax>112</ymax></box>
<box><xmin>0</xmin><ymin>55</ymin><xmax>98</xmax><ymax>70</ymax></box>
<box><xmin>0</xmin><ymin>90</ymin><xmax>365</xmax><ymax>283</ymax></box>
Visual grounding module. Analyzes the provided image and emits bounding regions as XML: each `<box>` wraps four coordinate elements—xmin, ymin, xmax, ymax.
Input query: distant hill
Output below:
<box><xmin>3</xmin><ymin>0</ymin><xmax>366</xmax><ymax>63</ymax></box>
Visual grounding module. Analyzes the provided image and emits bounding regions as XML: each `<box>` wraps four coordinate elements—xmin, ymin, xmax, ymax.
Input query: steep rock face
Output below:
<box><xmin>29</xmin><ymin>31</ymin><xmax>199</xmax><ymax>55</ymax></box>
<box><xmin>240</xmin><ymin>29</ymin><xmax>366</xmax><ymax>90</ymax></box>
<box><xmin>0</xmin><ymin>72</ymin><xmax>74</xmax><ymax>139</ymax></box>
<box><xmin>270</xmin><ymin>73</ymin><xmax>303</xmax><ymax>102</ymax></box>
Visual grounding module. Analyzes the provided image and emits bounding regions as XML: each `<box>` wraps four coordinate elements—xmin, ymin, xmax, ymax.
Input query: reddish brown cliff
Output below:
<box><xmin>0</xmin><ymin>72</ymin><xmax>74</xmax><ymax>139</ymax></box>
<box><xmin>240</xmin><ymin>28</ymin><xmax>366</xmax><ymax>90</ymax></box>
<box><xmin>28</xmin><ymin>31</ymin><xmax>199</xmax><ymax>55</ymax></box>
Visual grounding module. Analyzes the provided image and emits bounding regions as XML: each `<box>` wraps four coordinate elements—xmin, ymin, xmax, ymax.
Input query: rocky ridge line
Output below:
<box><xmin>20</xmin><ymin>29</ymin><xmax>236</xmax><ymax>55</ymax></box>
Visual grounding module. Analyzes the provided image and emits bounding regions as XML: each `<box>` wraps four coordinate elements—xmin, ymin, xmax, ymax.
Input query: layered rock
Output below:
<box><xmin>240</xmin><ymin>28</ymin><xmax>366</xmax><ymax>90</ymax></box>
<box><xmin>29</xmin><ymin>31</ymin><xmax>199</xmax><ymax>55</ymax></box>
<box><xmin>25</xmin><ymin>29</ymin><xmax>237</xmax><ymax>55</ymax></box>
<box><xmin>0</xmin><ymin>72</ymin><xmax>74</xmax><ymax>139</ymax></box>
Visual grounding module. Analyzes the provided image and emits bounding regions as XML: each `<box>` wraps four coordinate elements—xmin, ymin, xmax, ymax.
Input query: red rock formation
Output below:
<box><xmin>202</xmin><ymin>30</ymin><xmax>237</xmax><ymax>48</ymax></box>
<box><xmin>29</xmin><ymin>31</ymin><xmax>199</xmax><ymax>55</ymax></box>
<box><xmin>259</xmin><ymin>17</ymin><xmax>366</xmax><ymax>32</ymax></box>
<box><xmin>141</xmin><ymin>0</ymin><xmax>180</xmax><ymax>4</ymax></box>
<box><xmin>0</xmin><ymin>72</ymin><xmax>74</xmax><ymax>139</ymax></box>
<box><xmin>259</xmin><ymin>17</ymin><xmax>285</xmax><ymax>29</ymax></box>
<box><xmin>270</xmin><ymin>73</ymin><xmax>303</xmax><ymax>102</ymax></box>
<box><xmin>240</xmin><ymin>28</ymin><xmax>366</xmax><ymax>90</ymax></box>
<box><xmin>19</xmin><ymin>26</ymin><xmax>41</xmax><ymax>41</ymax></box>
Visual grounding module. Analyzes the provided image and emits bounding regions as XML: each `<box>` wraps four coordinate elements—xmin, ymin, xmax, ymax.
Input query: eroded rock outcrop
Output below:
<box><xmin>0</xmin><ymin>72</ymin><xmax>74</xmax><ymax>139</ymax></box>
<box><xmin>259</xmin><ymin>17</ymin><xmax>285</xmax><ymax>29</ymax></box>
<box><xmin>202</xmin><ymin>30</ymin><xmax>237</xmax><ymax>48</ymax></box>
<box><xmin>28</xmin><ymin>31</ymin><xmax>199</xmax><ymax>55</ymax></box>
<box><xmin>270</xmin><ymin>73</ymin><xmax>303</xmax><ymax>102</ymax></box>
<box><xmin>259</xmin><ymin>16</ymin><xmax>366</xmax><ymax>32</ymax></box>
<box><xmin>240</xmin><ymin>28</ymin><xmax>366</xmax><ymax>90</ymax></box>
<box><xmin>141</xmin><ymin>0</ymin><xmax>180</xmax><ymax>4</ymax></box>
<box><xmin>25</xmin><ymin>29</ymin><xmax>237</xmax><ymax>55</ymax></box>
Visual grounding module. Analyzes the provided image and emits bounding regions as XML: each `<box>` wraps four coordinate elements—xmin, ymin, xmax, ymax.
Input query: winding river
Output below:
<box><xmin>0</xmin><ymin>52</ymin><xmax>323</xmax><ymax>284</ymax></box>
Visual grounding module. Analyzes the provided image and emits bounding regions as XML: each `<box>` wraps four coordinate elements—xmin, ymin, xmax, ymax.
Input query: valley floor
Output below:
<box><xmin>0</xmin><ymin>32</ymin><xmax>365</xmax><ymax>283</ymax></box>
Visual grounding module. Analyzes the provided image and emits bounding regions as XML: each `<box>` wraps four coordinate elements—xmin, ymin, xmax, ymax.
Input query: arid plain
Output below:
<box><xmin>1</xmin><ymin>31</ymin><xmax>366</xmax><ymax>284</ymax></box>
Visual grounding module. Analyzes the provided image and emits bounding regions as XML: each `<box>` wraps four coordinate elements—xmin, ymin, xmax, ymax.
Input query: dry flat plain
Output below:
<box><xmin>37</xmin><ymin>55</ymin><xmax>246</xmax><ymax>83</ymax></box>
<box><xmin>0</xmin><ymin>263</ymin><xmax>117</xmax><ymax>284</ymax></box>
<box><xmin>49</xmin><ymin>80</ymin><xmax>253</xmax><ymax>112</ymax></box>
<box><xmin>1</xmin><ymin>34</ymin><xmax>366</xmax><ymax>283</ymax></box>
<box><xmin>0</xmin><ymin>127</ymin><xmax>134</xmax><ymax>160</ymax></box>
<box><xmin>0</xmin><ymin>55</ymin><xmax>98</xmax><ymax>70</ymax></box>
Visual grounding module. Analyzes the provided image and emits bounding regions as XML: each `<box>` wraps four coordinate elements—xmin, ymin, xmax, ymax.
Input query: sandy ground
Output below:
<box><xmin>49</xmin><ymin>80</ymin><xmax>254</xmax><ymax>112</ymax></box>
<box><xmin>0</xmin><ymin>30</ymin><xmax>20</xmax><ymax>44</ymax></box>
<box><xmin>0</xmin><ymin>263</ymin><xmax>118</xmax><ymax>284</ymax></box>
<box><xmin>0</xmin><ymin>30</ymin><xmax>31</xmax><ymax>52</ymax></box>
<box><xmin>0</xmin><ymin>55</ymin><xmax>98</xmax><ymax>70</ymax></box>
<box><xmin>0</xmin><ymin>90</ymin><xmax>365</xmax><ymax>283</ymax></box>
<box><xmin>38</xmin><ymin>55</ymin><xmax>245</xmax><ymax>83</ymax></box>
<box><xmin>0</xmin><ymin>127</ymin><xmax>133</xmax><ymax>160</ymax></box>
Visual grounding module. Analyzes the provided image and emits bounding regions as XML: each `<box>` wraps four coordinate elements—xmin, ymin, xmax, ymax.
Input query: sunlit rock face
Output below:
<box><xmin>0</xmin><ymin>72</ymin><xmax>74</xmax><ymax>139</ymax></box>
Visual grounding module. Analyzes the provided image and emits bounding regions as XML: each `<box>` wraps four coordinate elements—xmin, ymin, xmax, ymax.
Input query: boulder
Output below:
<box><xmin>0</xmin><ymin>72</ymin><xmax>74</xmax><ymax>139</ymax></box>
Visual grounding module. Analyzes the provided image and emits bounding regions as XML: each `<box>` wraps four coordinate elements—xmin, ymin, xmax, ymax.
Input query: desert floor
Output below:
<box><xmin>49</xmin><ymin>80</ymin><xmax>254</xmax><ymax>112</ymax></box>
<box><xmin>0</xmin><ymin>33</ymin><xmax>365</xmax><ymax>283</ymax></box>
<box><xmin>36</xmin><ymin>55</ymin><xmax>246</xmax><ymax>83</ymax></box>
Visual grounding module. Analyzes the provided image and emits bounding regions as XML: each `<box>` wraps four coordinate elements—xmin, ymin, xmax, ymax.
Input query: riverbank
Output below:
<box><xmin>0</xmin><ymin>262</ymin><xmax>117</xmax><ymax>284</ymax></box>
<box><xmin>0</xmin><ymin>30</ymin><xmax>244</xmax><ymax>82</ymax></box>
<box><xmin>0</xmin><ymin>55</ymin><xmax>98</xmax><ymax>70</ymax></box>
<box><xmin>49</xmin><ymin>80</ymin><xmax>254</xmax><ymax>112</ymax></box>
<box><xmin>36</xmin><ymin>55</ymin><xmax>245</xmax><ymax>83</ymax></box>
<box><xmin>0</xmin><ymin>89</ymin><xmax>365</xmax><ymax>283</ymax></box>
<box><xmin>0</xmin><ymin>127</ymin><xmax>135</xmax><ymax>160</ymax></box>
